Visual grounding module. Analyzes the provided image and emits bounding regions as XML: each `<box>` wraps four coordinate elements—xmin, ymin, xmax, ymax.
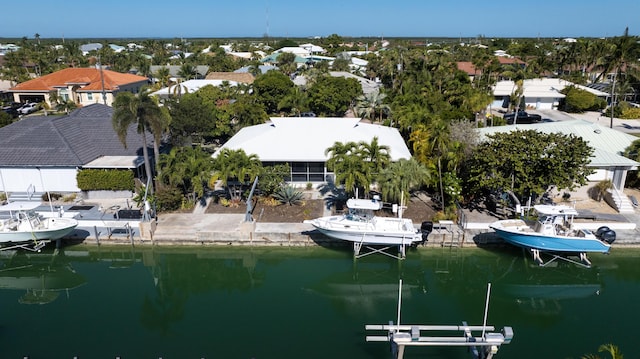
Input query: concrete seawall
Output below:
<box><xmin>70</xmin><ymin>213</ymin><xmax>640</xmax><ymax>249</ymax></box>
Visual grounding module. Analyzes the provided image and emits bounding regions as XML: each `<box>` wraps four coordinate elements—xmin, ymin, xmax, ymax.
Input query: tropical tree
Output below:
<box><xmin>354</xmin><ymin>91</ymin><xmax>390</xmax><ymax>123</ymax></box>
<box><xmin>325</xmin><ymin>138</ymin><xmax>390</xmax><ymax>198</ymax></box>
<box><xmin>252</xmin><ymin>70</ymin><xmax>295</xmax><ymax>114</ymax></box>
<box><xmin>358</xmin><ymin>136</ymin><xmax>390</xmax><ymax>176</ymax></box>
<box><xmin>154</xmin><ymin>66</ymin><xmax>172</xmax><ymax>89</ymax></box>
<box><xmin>464</xmin><ymin>129</ymin><xmax>594</xmax><ymax>202</ymax></box>
<box><xmin>377</xmin><ymin>158</ymin><xmax>430</xmax><ymax>204</ymax></box>
<box><xmin>582</xmin><ymin>343</ymin><xmax>624</xmax><ymax>359</ymax></box>
<box><xmin>307</xmin><ymin>75</ymin><xmax>362</xmax><ymax>116</ymax></box>
<box><xmin>278</xmin><ymin>86</ymin><xmax>308</xmax><ymax>116</ymax></box>
<box><xmin>277</xmin><ymin>52</ymin><xmax>297</xmax><ymax>76</ymax></box>
<box><xmin>212</xmin><ymin>148</ymin><xmax>262</xmax><ymax>199</ymax></box>
<box><xmin>157</xmin><ymin>146</ymin><xmax>214</xmax><ymax>202</ymax></box>
<box><xmin>112</xmin><ymin>89</ymin><xmax>166</xmax><ymax>193</ymax></box>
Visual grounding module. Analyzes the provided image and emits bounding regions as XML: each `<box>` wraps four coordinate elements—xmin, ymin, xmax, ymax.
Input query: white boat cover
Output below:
<box><xmin>346</xmin><ymin>198</ymin><xmax>383</xmax><ymax>211</ymax></box>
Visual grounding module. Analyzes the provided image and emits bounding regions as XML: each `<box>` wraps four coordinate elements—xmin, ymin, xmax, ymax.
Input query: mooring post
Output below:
<box><xmin>93</xmin><ymin>225</ymin><xmax>100</xmax><ymax>245</ymax></box>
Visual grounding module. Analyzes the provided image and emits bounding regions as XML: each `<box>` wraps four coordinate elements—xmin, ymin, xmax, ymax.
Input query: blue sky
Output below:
<box><xmin>2</xmin><ymin>0</ymin><xmax>638</xmax><ymax>39</ymax></box>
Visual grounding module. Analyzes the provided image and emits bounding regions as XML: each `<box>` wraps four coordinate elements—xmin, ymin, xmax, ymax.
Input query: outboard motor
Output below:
<box><xmin>420</xmin><ymin>221</ymin><xmax>433</xmax><ymax>245</ymax></box>
<box><xmin>596</xmin><ymin>226</ymin><xmax>616</xmax><ymax>244</ymax></box>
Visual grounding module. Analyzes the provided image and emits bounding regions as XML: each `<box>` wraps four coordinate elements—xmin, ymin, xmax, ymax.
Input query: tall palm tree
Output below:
<box><xmin>112</xmin><ymin>89</ymin><xmax>165</xmax><ymax>194</ymax></box>
<box><xmin>354</xmin><ymin>91</ymin><xmax>390</xmax><ymax>123</ymax></box>
<box><xmin>378</xmin><ymin>158</ymin><xmax>430</xmax><ymax>204</ymax></box>
<box><xmin>358</xmin><ymin>136</ymin><xmax>390</xmax><ymax>176</ymax></box>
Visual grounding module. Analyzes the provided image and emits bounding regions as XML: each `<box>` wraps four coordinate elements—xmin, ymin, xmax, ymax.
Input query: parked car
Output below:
<box><xmin>17</xmin><ymin>103</ymin><xmax>39</xmax><ymax>115</ymax></box>
<box><xmin>1</xmin><ymin>106</ymin><xmax>19</xmax><ymax>118</ymax></box>
<box><xmin>503</xmin><ymin>110</ymin><xmax>542</xmax><ymax>125</ymax></box>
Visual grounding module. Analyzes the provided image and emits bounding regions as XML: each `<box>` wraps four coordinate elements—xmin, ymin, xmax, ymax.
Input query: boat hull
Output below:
<box><xmin>305</xmin><ymin>216</ymin><xmax>421</xmax><ymax>246</ymax></box>
<box><xmin>490</xmin><ymin>226</ymin><xmax>611</xmax><ymax>254</ymax></box>
<box><xmin>0</xmin><ymin>218</ymin><xmax>78</xmax><ymax>244</ymax></box>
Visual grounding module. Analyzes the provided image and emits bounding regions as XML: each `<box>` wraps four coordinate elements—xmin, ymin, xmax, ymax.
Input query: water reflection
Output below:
<box><xmin>304</xmin><ymin>260</ymin><xmax>427</xmax><ymax>315</ymax></box>
<box><xmin>0</xmin><ymin>250</ymin><xmax>86</xmax><ymax>304</ymax></box>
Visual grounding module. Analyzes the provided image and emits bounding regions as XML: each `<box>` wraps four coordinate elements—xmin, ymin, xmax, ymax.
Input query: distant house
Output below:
<box><xmin>149</xmin><ymin>65</ymin><xmax>209</xmax><ymax>81</ymax></box>
<box><xmin>273</xmin><ymin>47</ymin><xmax>312</xmax><ymax>57</ymax></box>
<box><xmin>213</xmin><ymin>117</ymin><xmax>411</xmax><ymax>184</ymax></box>
<box><xmin>492</xmin><ymin>78</ymin><xmax>609</xmax><ymax>110</ymax></box>
<box><xmin>150</xmin><ymin>79</ymin><xmax>241</xmax><ymax>99</ymax></box>
<box><xmin>8</xmin><ymin>67</ymin><xmax>149</xmax><ymax>107</ymax></box>
<box><xmin>205</xmin><ymin>72</ymin><xmax>255</xmax><ymax>84</ymax></box>
<box><xmin>457</xmin><ymin>61</ymin><xmax>480</xmax><ymax>81</ymax></box>
<box><xmin>0</xmin><ymin>104</ymin><xmax>152</xmax><ymax>194</ymax></box>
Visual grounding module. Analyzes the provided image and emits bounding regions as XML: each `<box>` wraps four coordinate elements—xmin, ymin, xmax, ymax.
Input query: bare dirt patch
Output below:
<box><xmin>206</xmin><ymin>199</ymin><xmax>324</xmax><ymax>223</ymax></box>
<box><xmin>205</xmin><ymin>195</ymin><xmax>438</xmax><ymax>223</ymax></box>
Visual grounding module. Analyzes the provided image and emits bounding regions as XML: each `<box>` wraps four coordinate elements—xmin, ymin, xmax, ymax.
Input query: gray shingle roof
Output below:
<box><xmin>0</xmin><ymin>104</ymin><xmax>152</xmax><ymax>167</ymax></box>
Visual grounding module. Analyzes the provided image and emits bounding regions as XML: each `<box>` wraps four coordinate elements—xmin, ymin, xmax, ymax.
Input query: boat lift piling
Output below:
<box><xmin>366</xmin><ymin>281</ymin><xmax>514</xmax><ymax>359</ymax></box>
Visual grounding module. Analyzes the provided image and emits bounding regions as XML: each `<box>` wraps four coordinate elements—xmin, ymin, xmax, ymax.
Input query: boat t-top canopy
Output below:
<box><xmin>347</xmin><ymin>198</ymin><xmax>383</xmax><ymax>211</ymax></box>
<box><xmin>533</xmin><ymin>204</ymin><xmax>579</xmax><ymax>216</ymax></box>
<box><xmin>0</xmin><ymin>201</ymin><xmax>41</xmax><ymax>212</ymax></box>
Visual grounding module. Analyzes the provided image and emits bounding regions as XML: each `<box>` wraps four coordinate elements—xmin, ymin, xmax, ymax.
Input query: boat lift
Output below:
<box><xmin>530</xmin><ymin>248</ymin><xmax>593</xmax><ymax>268</ymax></box>
<box><xmin>365</xmin><ymin>280</ymin><xmax>514</xmax><ymax>359</ymax></box>
<box><xmin>353</xmin><ymin>240</ymin><xmax>410</xmax><ymax>260</ymax></box>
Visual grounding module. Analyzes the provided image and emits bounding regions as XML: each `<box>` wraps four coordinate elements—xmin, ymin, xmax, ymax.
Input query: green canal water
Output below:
<box><xmin>1</xmin><ymin>244</ymin><xmax>638</xmax><ymax>359</ymax></box>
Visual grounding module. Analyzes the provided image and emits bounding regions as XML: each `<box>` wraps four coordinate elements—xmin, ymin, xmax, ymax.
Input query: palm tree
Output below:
<box><xmin>178</xmin><ymin>63</ymin><xmax>196</xmax><ymax>80</ymax></box>
<box><xmin>158</xmin><ymin>146</ymin><xmax>214</xmax><ymax>201</ymax></box>
<box><xmin>378</xmin><ymin>158</ymin><xmax>430</xmax><ymax>204</ymax></box>
<box><xmin>112</xmin><ymin>89</ymin><xmax>165</xmax><ymax>194</ymax></box>
<box><xmin>582</xmin><ymin>343</ymin><xmax>623</xmax><ymax>359</ymax></box>
<box><xmin>212</xmin><ymin>148</ymin><xmax>262</xmax><ymax>186</ymax></box>
<box><xmin>154</xmin><ymin>67</ymin><xmax>171</xmax><ymax>89</ymax></box>
<box><xmin>358</xmin><ymin>136</ymin><xmax>390</xmax><ymax>177</ymax></box>
<box><xmin>354</xmin><ymin>91</ymin><xmax>390</xmax><ymax>123</ymax></box>
<box><xmin>325</xmin><ymin>141</ymin><xmax>371</xmax><ymax>197</ymax></box>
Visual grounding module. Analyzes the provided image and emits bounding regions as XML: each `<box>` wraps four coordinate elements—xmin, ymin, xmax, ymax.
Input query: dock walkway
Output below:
<box><xmin>53</xmin><ymin>198</ymin><xmax>640</xmax><ymax>249</ymax></box>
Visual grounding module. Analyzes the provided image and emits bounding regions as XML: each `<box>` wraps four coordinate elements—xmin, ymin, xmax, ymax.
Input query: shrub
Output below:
<box><xmin>155</xmin><ymin>186</ymin><xmax>183</xmax><ymax>212</ymax></box>
<box><xmin>258</xmin><ymin>196</ymin><xmax>280</xmax><ymax>207</ymax></box>
<box><xmin>63</xmin><ymin>193</ymin><xmax>77</xmax><ymax>202</ymax></box>
<box><xmin>42</xmin><ymin>192</ymin><xmax>63</xmax><ymax>201</ymax></box>
<box><xmin>273</xmin><ymin>186</ymin><xmax>304</xmax><ymax>206</ymax></box>
<box><xmin>621</xmin><ymin>107</ymin><xmax>640</xmax><ymax>119</ymax></box>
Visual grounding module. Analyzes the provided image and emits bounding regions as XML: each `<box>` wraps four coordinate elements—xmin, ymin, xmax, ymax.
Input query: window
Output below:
<box><xmin>87</xmin><ymin>92</ymin><xmax>93</xmax><ymax>100</ymax></box>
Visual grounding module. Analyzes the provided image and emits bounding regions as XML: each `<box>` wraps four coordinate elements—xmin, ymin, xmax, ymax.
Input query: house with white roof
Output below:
<box><xmin>299</xmin><ymin>43</ymin><xmax>326</xmax><ymax>54</ymax></box>
<box><xmin>492</xmin><ymin>78</ymin><xmax>610</xmax><ymax>110</ymax></box>
<box><xmin>150</xmin><ymin>79</ymin><xmax>240</xmax><ymax>99</ymax></box>
<box><xmin>213</xmin><ymin>117</ymin><xmax>411</xmax><ymax>184</ymax></box>
<box><xmin>273</xmin><ymin>47</ymin><xmax>311</xmax><ymax>57</ymax></box>
<box><xmin>478</xmin><ymin>119</ymin><xmax>639</xmax><ymax>212</ymax></box>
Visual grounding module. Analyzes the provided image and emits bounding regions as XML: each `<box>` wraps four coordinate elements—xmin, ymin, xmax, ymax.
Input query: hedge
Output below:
<box><xmin>77</xmin><ymin>169</ymin><xmax>135</xmax><ymax>191</ymax></box>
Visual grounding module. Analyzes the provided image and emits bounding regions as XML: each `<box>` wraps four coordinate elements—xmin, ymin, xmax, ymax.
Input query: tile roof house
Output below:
<box><xmin>0</xmin><ymin>104</ymin><xmax>152</xmax><ymax>194</ymax></box>
<box><xmin>8</xmin><ymin>67</ymin><xmax>149</xmax><ymax>108</ymax></box>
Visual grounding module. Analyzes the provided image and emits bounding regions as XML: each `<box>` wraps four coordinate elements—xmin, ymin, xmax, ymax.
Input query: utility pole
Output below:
<box><xmin>610</xmin><ymin>73</ymin><xmax>616</xmax><ymax>129</ymax></box>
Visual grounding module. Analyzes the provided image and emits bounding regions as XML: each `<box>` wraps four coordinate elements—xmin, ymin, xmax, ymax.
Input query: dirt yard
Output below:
<box><xmin>205</xmin><ymin>195</ymin><xmax>439</xmax><ymax>223</ymax></box>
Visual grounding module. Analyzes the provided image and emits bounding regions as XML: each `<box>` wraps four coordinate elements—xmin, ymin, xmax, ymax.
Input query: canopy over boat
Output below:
<box><xmin>533</xmin><ymin>204</ymin><xmax>579</xmax><ymax>216</ymax></box>
<box><xmin>346</xmin><ymin>198</ymin><xmax>383</xmax><ymax>211</ymax></box>
<box><xmin>0</xmin><ymin>202</ymin><xmax>40</xmax><ymax>212</ymax></box>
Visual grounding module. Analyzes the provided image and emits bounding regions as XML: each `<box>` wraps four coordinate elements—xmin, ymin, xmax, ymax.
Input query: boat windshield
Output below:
<box><xmin>346</xmin><ymin>208</ymin><xmax>374</xmax><ymax>222</ymax></box>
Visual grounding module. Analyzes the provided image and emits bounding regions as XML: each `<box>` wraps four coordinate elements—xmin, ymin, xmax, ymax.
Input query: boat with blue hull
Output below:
<box><xmin>489</xmin><ymin>204</ymin><xmax>615</xmax><ymax>267</ymax></box>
